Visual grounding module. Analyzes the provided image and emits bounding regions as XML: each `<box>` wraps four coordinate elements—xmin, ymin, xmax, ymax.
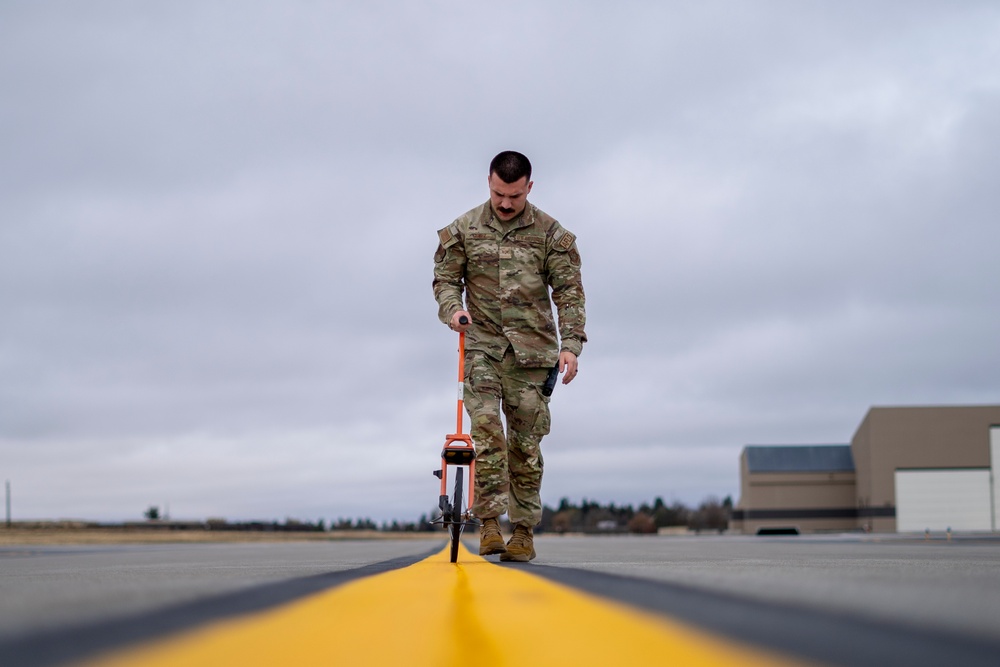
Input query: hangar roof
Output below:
<box><xmin>744</xmin><ymin>445</ymin><xmax>854</xmax><ymax>473</ymax></box>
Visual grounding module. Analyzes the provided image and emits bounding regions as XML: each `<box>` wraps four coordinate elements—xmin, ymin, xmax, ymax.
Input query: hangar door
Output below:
<box><xmin>993</xmin><ymin>426</ymin><xmax>1000</xmax><ymax>531</ymax></box>
<box><xmin>895</xmin><ymin>469</ymin><xmax>992</xmax><ymax>532</ymax></box>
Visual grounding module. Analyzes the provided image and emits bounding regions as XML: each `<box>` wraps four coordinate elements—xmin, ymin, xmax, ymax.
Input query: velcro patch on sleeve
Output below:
<box><xmin>558</xmin><ymin>231</ymin><xmax>576</xmax><ymax>250</ymax></box>
<box><xmin>438</xmin><ymin>225</ymin><xmax>460</xmax><ymax>248</ymax></box>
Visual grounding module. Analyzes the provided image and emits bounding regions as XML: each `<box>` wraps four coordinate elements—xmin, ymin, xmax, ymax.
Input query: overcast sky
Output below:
<box><xmin>2</xmin><ymin>2</ymin><xmax>998</xmax><ymax>524</ymax></box>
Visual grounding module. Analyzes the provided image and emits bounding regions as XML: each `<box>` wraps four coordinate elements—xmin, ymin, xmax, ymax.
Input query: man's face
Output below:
<box><xmin>488</xmin><ymin>172</ymin><xmax>532</xmax><ymax>221</ymax></box>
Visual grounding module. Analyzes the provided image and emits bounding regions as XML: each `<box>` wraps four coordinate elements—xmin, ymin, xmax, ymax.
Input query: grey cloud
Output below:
<box><xmin>2</xmin><ymin>1</ymin><xmax>999</xmax><ymax>521</ymax></box>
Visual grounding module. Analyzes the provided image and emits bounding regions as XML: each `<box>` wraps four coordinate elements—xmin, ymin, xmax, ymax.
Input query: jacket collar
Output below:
<box><xmin>482</xmin><ymin>201</ymin><xmax>535</xmax><ymax>235</ymax></box>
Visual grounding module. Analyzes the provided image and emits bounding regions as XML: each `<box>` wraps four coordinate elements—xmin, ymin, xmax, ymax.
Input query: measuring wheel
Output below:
<box><xmin>449</xmin><ymin>467</ymin><xmax>464</xmax><ymax>563</ymax></box>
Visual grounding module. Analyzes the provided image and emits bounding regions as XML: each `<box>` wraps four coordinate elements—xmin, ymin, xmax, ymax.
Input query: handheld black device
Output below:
<box><xmin>541</xmin><ymin>364</ymin><xmax>559</xmax><ymax>397</ymax></box>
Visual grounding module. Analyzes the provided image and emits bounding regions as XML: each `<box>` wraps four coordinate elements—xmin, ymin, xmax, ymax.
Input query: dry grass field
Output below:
<box><xmin>0</xmin><ymin>524</ymin><xmax>443</xmax><ymax>546</ymax></box>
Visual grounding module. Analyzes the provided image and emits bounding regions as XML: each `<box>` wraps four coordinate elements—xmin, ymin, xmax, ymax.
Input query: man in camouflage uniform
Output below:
<box><xmin>432</xmin><ymin>151</ymin><xmax>587</xmax><ymax>562</ymax></box>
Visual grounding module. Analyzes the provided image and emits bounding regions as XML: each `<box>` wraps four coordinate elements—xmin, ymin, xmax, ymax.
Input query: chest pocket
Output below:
<box><xmin>466</xmin><ymin>232</ymin><xmax>498</xmax><ymax>263</ymax></box>
<box><xmin>510</xmin><ymin>234</ymin><xmax>546</xmax><ymax>272</ymax></box>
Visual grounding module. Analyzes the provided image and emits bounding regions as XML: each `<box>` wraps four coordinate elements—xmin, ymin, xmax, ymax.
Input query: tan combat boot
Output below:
<box><xmin>479</xmin><ymin>517</ymin><xmax>507</xmax><ymax>556</ymax></box>
<box><xmin>500</xmin><ymin>523</ymin><xmax>536</xmax><ymax>562</ymax></box>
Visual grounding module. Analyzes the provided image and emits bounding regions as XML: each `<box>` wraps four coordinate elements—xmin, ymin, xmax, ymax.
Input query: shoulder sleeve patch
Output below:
<box><xmin>558</xmin><ymin>230</ymin><xmax>576</xmax><ymax>250</ymax></box>
<box><xmin>549</xmin><ymin>224</ymin><xmax>577</xmax><ymax>252</ymax></box>
<box><xmin>437</xmin><ymin>223</ymin><xmax>460</xmax><ymax>249</ymax></box>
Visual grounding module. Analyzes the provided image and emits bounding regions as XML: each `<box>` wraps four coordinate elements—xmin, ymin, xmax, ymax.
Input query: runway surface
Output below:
<box><xmin>2</xmin><ymin>533</ymin><xmax>999</xmax><ymax>666</ymax></box>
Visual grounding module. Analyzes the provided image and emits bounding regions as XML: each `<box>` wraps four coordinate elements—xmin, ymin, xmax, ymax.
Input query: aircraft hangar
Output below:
<box><xmin>731</xmin><ymin>405</ymin><xmax>1000</xmax><ymax>534</ymax></box>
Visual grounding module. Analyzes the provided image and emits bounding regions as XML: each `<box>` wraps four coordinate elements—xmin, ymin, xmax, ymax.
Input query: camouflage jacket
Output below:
<box><xmin>433</xmin><ymin>200</ymin><xmax>587</xmax><ymax>367</ymax></box>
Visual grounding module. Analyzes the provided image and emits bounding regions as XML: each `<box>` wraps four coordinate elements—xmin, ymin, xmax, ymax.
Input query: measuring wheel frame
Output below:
<box><xmin>431</xmin><ymin>315</ymin><xmax>479</xmax><ymax>563</ymax></box>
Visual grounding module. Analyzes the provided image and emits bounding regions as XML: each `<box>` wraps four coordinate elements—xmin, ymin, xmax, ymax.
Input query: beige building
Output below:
<box><xmin>731</xmin><ymin>405</ymin><xmax>1000</xmax><ymax>534</ymax></box>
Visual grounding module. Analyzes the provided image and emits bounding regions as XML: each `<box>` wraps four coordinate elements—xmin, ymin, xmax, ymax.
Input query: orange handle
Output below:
<box><xmin>455</xmin><ymin>329</ymin><xmax>466</xmax><ymax>435</ymax></box>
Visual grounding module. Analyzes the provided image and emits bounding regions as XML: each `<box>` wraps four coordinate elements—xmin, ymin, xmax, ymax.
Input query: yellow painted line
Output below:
<box><xmin>82</xmin><ymin>543</ymin><xmax>816</xmax><ymax>667</ymax></box>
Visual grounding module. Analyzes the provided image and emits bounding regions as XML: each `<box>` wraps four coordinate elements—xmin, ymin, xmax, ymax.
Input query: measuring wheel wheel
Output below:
<box><xmin>449</xmin><ymin>467</ymin><xmax>464</xmax><ymax>563</ymax></box>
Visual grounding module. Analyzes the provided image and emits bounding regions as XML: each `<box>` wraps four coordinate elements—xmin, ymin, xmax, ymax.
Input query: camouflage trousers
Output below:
<box><xmin>464</xmin><ymin>348</ymin><xmax>551</xmax><ymax>527</ymax></box>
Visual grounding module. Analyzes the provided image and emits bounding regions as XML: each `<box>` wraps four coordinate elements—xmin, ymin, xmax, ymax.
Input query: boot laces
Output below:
<box><xmin>482</xmin><ymin>519</ymin><xmax>501</xmax><ymax>539</ymax></box>
<box><xmin>509</xmin><ymin>525</ymin><xmax>531</xmax><ymax>547</ymax></box>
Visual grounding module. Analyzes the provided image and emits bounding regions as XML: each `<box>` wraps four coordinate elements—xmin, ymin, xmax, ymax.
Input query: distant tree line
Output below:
<box><xmin>411</xmin><ymin>495</ymin><xmax>732</xmax><ymax>534</ymax></box>
<box><xmin>537</xmin><ymin>496</ymin><xmax>732</xmax><ymax>534</ymax></box>
<box><xmin>139</xmin><ymin>495</ymin><xmax>733</xmax><ymax>534</ymax></box>
<box><xmin>207</xmin><ymin>518</ymin><xmax>328</xmax><ymax>532</ymax></box>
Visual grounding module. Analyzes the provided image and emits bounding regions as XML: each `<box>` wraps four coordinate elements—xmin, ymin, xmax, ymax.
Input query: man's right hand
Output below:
<box><xmin>450</xmin><ymin>310</ymin><xmax>471</xmax><ymax>332</ymax></box>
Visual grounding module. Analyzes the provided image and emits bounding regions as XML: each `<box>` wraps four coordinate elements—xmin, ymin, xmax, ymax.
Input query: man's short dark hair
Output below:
<box><xmin>490</xmin><ymin>151</ymin><xmax>532</xmax><ymax>184</ymax></box>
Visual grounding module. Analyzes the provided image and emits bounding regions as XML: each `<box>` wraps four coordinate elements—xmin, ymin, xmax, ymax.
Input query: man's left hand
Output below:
<box><xmin>559</xmin><ymin>350</ymin><xmax>578</xmax><ymax>385</ymax></box>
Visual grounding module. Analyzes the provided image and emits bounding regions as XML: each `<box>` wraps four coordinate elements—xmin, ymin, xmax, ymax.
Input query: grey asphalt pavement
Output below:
<box><xmin>528</xmin><ymin>533</ymin><xmax>1000</xmax><ymax>642</ymax></box>
<box><xmin>521</xmin><ymin>533</ymin><xmax>1000</xmax><ymax>667</ymax></box>
<box><xmin>0</xmin><ymin>539</ymin><xmax>440</xmax><ymax>639</ymax></box>
<box><xmin>2</xmin><ymin>533</ymin><xmax>999</xmax><ymax>666</ymax></box>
